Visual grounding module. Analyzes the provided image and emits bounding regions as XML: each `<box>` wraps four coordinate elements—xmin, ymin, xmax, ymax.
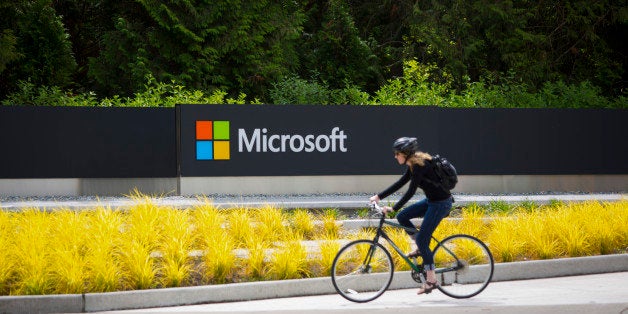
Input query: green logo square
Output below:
<box><xmin>214</xmin><ymin>121</ymin><xmax>230</xmax><ymax>140</ymax></box>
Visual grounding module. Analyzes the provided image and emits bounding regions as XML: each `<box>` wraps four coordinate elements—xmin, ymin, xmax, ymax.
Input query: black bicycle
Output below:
<box><xmin>331</xmin><ymin>202</ymin><xmax>494</xmax><ymax>303</ymax></box>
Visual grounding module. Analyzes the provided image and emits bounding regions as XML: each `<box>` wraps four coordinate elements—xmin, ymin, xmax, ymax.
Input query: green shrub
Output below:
<box><xmin>3</xmin><ymin>70</ymin><xmax>625</xmax><ymax>108</ymax></box>
<box><xmin>269</xmin><ymin>75</ymin><xmax>331</xmax><ymax>105</ymax></box>
<box><xmin>2</xmin><ymin>76</ymin><xmax>253</xmax><ymax>107</ymax></box>
<box><xmin>2</xmin><ymin>81</ymin><xmax>98</xmax><ymax>107</ymax></box>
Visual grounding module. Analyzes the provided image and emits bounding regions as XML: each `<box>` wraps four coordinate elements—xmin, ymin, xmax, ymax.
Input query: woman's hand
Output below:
<box><xmin>369</xmin><ymin>195</ymin><xmax>380</xmax><ymax>203</ymax></box>
<box><xmin>381</xmin><ymin>206</ymin><xmax>393</xmax><ymax>214</ymax></box>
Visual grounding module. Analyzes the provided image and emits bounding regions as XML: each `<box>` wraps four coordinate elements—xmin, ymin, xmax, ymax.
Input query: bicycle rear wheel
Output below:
<box><xmin>433</xmin><ymin>234</ymin><xmax>494</xmax><ymax>298</ymax></box>
<box><xmin>331</xmin><ymin>239</ymin><xmax>394</xmax><ymax>303</ymax></box>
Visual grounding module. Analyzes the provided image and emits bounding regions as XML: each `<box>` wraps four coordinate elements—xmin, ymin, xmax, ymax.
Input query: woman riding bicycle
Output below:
<box><xmin>369</xmin><ymin>137</ymin><xmax>454</xmax><ymax>295</ymax></box>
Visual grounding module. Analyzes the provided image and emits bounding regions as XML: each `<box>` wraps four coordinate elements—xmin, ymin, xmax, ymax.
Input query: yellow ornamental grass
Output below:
<box><xmin>158</xmin><ymin>208</ymin><xmax>196</xmax><ymax>288</ymax></box>
<box><xmin>227</xmin><ymin>207</ymin><xmax>254</xmax><ymax>248</ymax></box>
<box><xmin>192</xmin><ymin>203</ymin><xmax>237</xmax><ymax>284</ymax></box>
<box><xmin>0</xmin><ymin>196</ymin><xmax>625</xmax><ymax>297</ymax></box>
<box><xmin>192</xmin><ymin>202</ymin><xmax>226</xmax><ymax>244</ymax></box>
<box><xmin>517</xmin><ymin>209</ymin><xmax>562</xmax><ymax>259</ymax></box>
<box><xmin>383</xmin><ymin>227</ymin><xmax>413</xmax><ymax>271</ymax></box>
<box><xmin>117</xmin><ymin>202</ymin><xmax>163</xmax><ymax>290</ymax></box>
<box><xmin>552</xmin><ymin>204</ymin><xmax>592</xmax><ymax>257</ymax></box>
<box><xmin>612</xmin><ymin>201</ymin><xmax>628</xmax><ymax>251</ymax></box>
<box><xmin>49</xmin><ymin>209</ymin><xmax>89</xmax><ymax>294</ymax></box>
<box><xmin>84</xmin><ymin>207</ymin><xmax>124</xmax><ymax>292</ymax></box>
<box><xmin>245</xmin><ymin>239</ymin><xmax>270</xmax><ymax>280</ymax></box>
<box><xmin>255</xmin><ymin>205</ymin><xmax>287</xmax><ymax>243</ymax></box>
<box><xmin>484</xmin><ymin>214</ymin><xmax>526</xmax><ymax>262</ymax></box>
<box><xmin>202</xmin><ymin>232</ymin><xmax>236</xmax><ymax>284</ymax></box>
<box><xmin>580</xmin><ymin>201</ymin><xmax>627</xmax><ymax>255</ymax></box>
<box><xmin>432</xmin><ymin>217</ymin><xmax>458</xmax><ymax>240</ymax></box>
<box><xmin>290</xmin><ymin>209</ymin><xmax>316</xmax><ymax>239</ymax></box>
<box><xmin>0</xmin><ymin>211</ymin><xmax>15</xmax><ymax>295</ymax></box>
<box><xmin>269</xmin><ymin>233</ymin><xmax>309</xmax><ymax>280</ymax></box>
<box><xmin>12</xmin><ymin>209</ymin><xmax>54</xmax><ymax>295</ymax></box>
<box><xmin>456</xmin><ymin>204</ymin><xmax>488</xmax><ymax>237</ymax></box>
<box><xmin>315</xmin><ymin>235</ymin><xmax>341</xmax><ymax>277</ymax></box>
<box><xmin>320</xmin><ymin>209</ymin><xmax>341</xmax><ymax>238</ymax></box>
<box><xmin>347</xmin><ymin>227</ymin><xmax>375</xmax><ymax>241</ymax></box>
<box><xmin>231</xmin><ymin>209</ymin><xmax>273</xmax><ymax>280</ymax></box>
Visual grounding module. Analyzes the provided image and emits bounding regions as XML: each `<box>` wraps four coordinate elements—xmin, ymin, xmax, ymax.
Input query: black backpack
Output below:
<box><xmin>425</xmin><ymin>155</ymin><xmax>458</xmax><ymax>191</ymax></box>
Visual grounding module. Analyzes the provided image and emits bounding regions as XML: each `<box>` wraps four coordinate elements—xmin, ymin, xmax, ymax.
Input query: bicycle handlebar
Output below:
<box><xmin>369</xmin><ymin>202</ymin><xmax>384</xmax><ymax>214</ymax></box>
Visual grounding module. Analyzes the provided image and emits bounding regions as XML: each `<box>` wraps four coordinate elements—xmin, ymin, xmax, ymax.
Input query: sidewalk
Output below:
<box><xmin>1</xmin><ymin>254</ymin><xmax>627</xmax><ymax>313</ymax></box>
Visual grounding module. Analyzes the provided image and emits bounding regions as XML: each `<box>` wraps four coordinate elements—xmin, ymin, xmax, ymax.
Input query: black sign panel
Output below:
<box><xmin>1</xmin><ymin>105</ymin><xmax>625</xmax><ymax>179</ymax></box>
<box><xmin>0</xmin><ymin>106</ymin><xmax>176</xmax><ymax>178</ymax></box>
<box><xmin>177</xmin><ymin>105</ymin><xmax>628</xmax><ymax>176</ymax></box>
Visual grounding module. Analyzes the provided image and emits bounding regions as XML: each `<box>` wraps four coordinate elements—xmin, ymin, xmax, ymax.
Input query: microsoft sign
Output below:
<box><xmin>177</xmin><ymin>104</ymin><xmax>436</xmax><ymax>177</ymax></box>
<box><xmin>238</xmin><ymin>127</ymin><xmax>348</xmax><ymax>153</ymax></box>
<box><xmin>178</xmin><ymin>105</ymin><xmax>360</xmax><ymax>176</ymax></box>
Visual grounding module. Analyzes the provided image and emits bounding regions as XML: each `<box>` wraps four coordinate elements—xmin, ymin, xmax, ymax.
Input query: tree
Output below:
<box><xmin>87</xmin><ymin>0</ymin><xmax>305</xmax><ymax>99</ymax></box>
<box><xmin>297</xmin><ymin>0</ymin><xmax>381</xmax><ymax>92</ymax></box>
<box><xmin>0</xmin><ymin>0</ymin><xmax>77</xmax><ymax>99</ymax></box>
<box><xmin>347</xmin><ymin>0</ymin><xmax>414</xmax><ymax>81</ymax></box>
<box><xmin>406</xmin><ymin>0</ymin><xmax>627</xmax><ymax>94</ymax></box>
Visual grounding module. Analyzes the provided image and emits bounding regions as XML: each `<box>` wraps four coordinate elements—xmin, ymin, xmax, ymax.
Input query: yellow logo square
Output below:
<box><xmin>213</xmin><ymin>140</ymin><xmax>230</xmax><ymax>160</ymax></box>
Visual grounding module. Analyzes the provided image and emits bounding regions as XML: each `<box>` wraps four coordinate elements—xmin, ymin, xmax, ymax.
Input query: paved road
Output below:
<box><xmin>95</xmin><ymin>272</ymin><xmax>628</xmax><ymax>314</ymax></box>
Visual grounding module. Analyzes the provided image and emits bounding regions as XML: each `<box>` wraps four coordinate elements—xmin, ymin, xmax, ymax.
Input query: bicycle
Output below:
<box><xmin>331</xmin><ymin>202</ymin><xmax>494</xmax><ymax>303</ymax></box>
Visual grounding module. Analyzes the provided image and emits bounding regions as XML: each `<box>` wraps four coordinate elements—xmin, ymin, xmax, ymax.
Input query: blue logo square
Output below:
<box><xmin>196</xmin><ymin>141</ymin><xmax>213</xmax><ymax>160</ymax></box>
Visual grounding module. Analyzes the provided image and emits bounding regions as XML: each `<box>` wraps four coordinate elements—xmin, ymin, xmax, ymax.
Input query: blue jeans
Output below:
<box><xmin>396</xmin><ymin>197</ymin><xmax>453</xmax><ymax>270</ymax></box>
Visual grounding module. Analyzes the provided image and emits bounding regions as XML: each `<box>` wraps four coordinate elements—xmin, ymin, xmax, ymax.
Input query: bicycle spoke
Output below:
<box><xmin>433</xmin><ymin>234</ymin><xmax>494</xmax><ymax>298</ymax></box>
<box><xmin>331</xmin><ymin>240</ymin><xmax>394</xmax><ymax>302</ymax></box>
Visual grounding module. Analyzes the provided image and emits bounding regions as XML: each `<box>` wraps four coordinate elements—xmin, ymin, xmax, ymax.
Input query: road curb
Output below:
<box><xmin>1</xmin><ymin>254</ymin><xmax>626</xmax><ymax>313</ymax></box>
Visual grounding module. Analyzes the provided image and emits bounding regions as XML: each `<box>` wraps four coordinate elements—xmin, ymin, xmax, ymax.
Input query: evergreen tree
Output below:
<box><xmin>406</xmin><ymin>0</ymin><xmax>627</xmax><ymax>94</ymax></box>
<box><xmin>347</xmin><ymin>0</ymin><xmax>414</xmax><ymax>82</ymax></box>
<box><xmin>87</xmin><ymin>0</ymin><xmax>305</xmax><ymax>99</ymax></box>
<box><xmin>0</xmin><ymin>0</ymin><xmax>77</xmax><ymax>99</ymax></box>
<box><xmin>298</xmin><ymin>0</ymin><xmax>381</xmax><ymax>91</ymax></box>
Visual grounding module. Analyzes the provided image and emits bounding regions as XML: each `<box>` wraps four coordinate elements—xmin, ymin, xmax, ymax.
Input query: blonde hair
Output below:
<box><xmin>407</xmin><ymin>151</ymin><xmax>432</xmax><ymax>167</ymax></box>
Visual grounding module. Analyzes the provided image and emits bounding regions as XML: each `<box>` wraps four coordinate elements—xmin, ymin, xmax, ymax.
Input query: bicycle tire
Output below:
<box><xmin>331</xmin><ymin>239</ymin><xmax>394</xmax><ymax>303</ymax></box>
<box><xmin>433</xmin><ymin>234</ymin><xmax>494</xmax><ymax>298</ymax></box>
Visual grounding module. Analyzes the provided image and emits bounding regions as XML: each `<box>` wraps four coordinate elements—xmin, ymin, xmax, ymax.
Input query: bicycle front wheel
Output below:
<box><xmin>433</xmin><ymin>234</ymin><xmax>494</xmax><ymax>298</ymax></box>
<box><xmin>331</xmin><ymin>239</ymin><xmax>394</xmax><ymax>303</ymax></box>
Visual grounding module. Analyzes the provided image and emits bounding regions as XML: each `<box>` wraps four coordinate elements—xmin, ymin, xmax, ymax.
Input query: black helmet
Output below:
<box><xmin>392</xmin><ymin>137</ymin><xmax>419</xmax><ymax>156</ymax></box>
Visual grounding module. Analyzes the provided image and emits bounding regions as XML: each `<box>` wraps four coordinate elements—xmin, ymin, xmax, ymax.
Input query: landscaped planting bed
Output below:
<box><xmin>0</xmin><ymin>194</ymin><xmax>626</xmax><ymax>296</ymax></box>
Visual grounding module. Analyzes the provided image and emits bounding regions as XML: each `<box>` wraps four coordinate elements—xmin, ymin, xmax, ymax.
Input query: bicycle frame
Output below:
<box><xmin>368</xmin><ymin>203</ymin><xmax>463</xmax><ymax>275</ymax></box>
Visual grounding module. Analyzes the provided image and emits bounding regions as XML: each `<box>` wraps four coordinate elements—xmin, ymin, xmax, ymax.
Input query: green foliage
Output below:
<box><xmin>270</xmin><ymin>75</ymin><xmax>331</xmax><ymax>105</ymax></box>
<box><xmin>2</xmin><ymin>81</ymin><xmax>98</xmax><ymax>107</ymax></box>
<box><xmin>0</xmin><ymin>0</ymin><xmax>625</xmax><ymax>106</ymax></box>
<box><xmin>269</xmin><ymin>75</ymin><xmax>372</xmax><ymax>105</ymax></box>
<box><xmin>88</xmin><ymin>0</ymin><xmax>305</xmax><ymax>99</ymax></box>
<box><xmin>406</xmin><ymin>0</ymin><xmax>626</xmax><ymax>95</ymax></box>
<box><xmin>372</xmin><ymin>60</ymin><xmax>450</xmax><ymax>106</ymax></box>
<box><xmin>298</xmin><ymin>0</ymin><xmax>381</xmax><ymax>91</ymax></box>
<box><xmin>0</xmin><ymin>29</ymin><xmax>20</xmax><ymax>73</ymax></box>
<box><xmin>347</xmin><ymin>0</ymin><xmax>414</xmax><ymax>81</ymax></box>
<box><xmin>2</xmin><ymin>76</ymin><xmax>255</xmax><ymax>107</ymax></box>
<box><xmin>450</xmin><ymin>79</ymin><xmax>627</xmax><ymax>109</ymax></box>
<box><xmin>0</xmin><ymin>0</ymin><xmax>77</xmax><ymax>99</ymax></box>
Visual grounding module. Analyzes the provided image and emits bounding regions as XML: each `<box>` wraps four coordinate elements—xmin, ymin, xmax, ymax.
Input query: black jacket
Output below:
<box><xmin>377</xmin><ymin>162</ymin><xmax>451</xmax><ymax>211</ymax></box>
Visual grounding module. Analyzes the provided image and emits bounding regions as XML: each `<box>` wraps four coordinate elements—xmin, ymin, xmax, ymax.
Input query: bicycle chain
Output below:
<box><xmin>411</xmin><ymin>264</ymin><xmax>426</xmax><ymax>284</ymax></box>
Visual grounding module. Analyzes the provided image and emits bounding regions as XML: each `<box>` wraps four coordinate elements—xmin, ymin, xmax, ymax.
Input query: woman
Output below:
<box><xmin>369</xmin><ymin>137</ymin><xmax>453</xmax><ymax>295</ymax></box>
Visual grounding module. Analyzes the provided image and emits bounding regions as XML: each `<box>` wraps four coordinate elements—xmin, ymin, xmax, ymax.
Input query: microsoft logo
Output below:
<box><xmin>196</xmin><ymin>120</ymin><xmax>230</xmax><ymax>160</ymax></box>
